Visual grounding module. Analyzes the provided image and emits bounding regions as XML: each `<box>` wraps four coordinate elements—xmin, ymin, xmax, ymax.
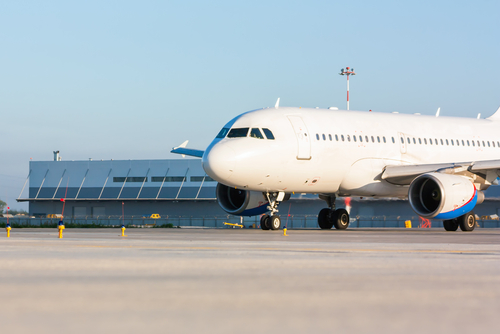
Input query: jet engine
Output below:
<box><xmin>408</xmin><ymin>173</ymin><xmax>483</xmax><ymax>220</ymax></box>
<box><xmin>216</xmin><ymin>183</ymin><xmax>269</xmax><ymax>216</ymax></box>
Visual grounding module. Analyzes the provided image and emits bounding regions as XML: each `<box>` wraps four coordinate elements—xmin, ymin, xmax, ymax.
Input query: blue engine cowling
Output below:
<box><xmin>216</xmin><ymin>183</ymin><xmax>269</xmax><ymax>216</ymax></box>
<box><xmin>408</xmin><ymin>173</ymin><xmax>483</xmax><ymax>219</ymax></box>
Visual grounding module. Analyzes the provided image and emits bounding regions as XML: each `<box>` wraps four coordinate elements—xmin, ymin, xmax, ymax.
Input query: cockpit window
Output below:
<box><xmin>227</xmin><ymin>128</ymin><xmax>249</xmax><ymax>138</ymax></box>
<box><xmin>262</xmin><ymin>128</ymin><xmax>275</xmax><ymax>140</ymax></box>
<box><xmin>216</xmin><ymin>127</ymin><xmax>230</xmax><ymax>139</ymax></box>
<box><xmin>250</xmin><ymin>128</ymin><xmax>264</xmax><ymax>139</ymax></box>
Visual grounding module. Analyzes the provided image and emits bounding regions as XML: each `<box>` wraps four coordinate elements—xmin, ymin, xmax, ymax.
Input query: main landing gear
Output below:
<box><xmin>260</xmin><ymin>192</ymin><xmax>287</xmax><ymax>230</ymax></box>
<box><xmin>443</xmin><ymin>211</ymin><xmax>476</xmax><ymax>232</ymax></box>
<box><xmin>318</xmin><ymin>195</ymin><xmax>350</xmax><ymax>230</ymax></box>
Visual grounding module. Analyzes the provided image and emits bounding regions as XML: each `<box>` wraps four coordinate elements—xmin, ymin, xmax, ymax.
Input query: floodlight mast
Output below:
<box><xmin>339</xmin><ymin>67</ymin><xmax>356</xmax><ymax>110</ymax></box>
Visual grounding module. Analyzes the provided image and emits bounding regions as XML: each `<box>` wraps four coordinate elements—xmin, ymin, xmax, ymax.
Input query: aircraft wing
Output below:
<box><xmin>382</xmin><ymin>160</ymin><xmax>500</xmax><ymax>185</ymax></box>
<box><xmin>170</xmin><ymin>141</ymin><xmax>204</xmax><ymax>158</ymax></box>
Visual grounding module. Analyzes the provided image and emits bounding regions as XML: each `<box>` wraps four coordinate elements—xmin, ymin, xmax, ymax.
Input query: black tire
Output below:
<box><xmin>260</xmin><ymin>215</ymin><xmax>270</xmax><ymax>230</ymax></box>
<box><xmin>333</xmin><ymin>209</ymin><xmax>350</xmax><ymax>230</ymax></box>
<box><xmin>269</xmin><ymin>215</ymin><xmax>281</xmax><ymax>230</ymax></box>
<box><xmin>443</xmin><ymin>219</ymin><xmax>459</xmax><ymax>231</ymax></box>
<box><xmin>318</xmin><ymin>208</ymin><xmax>334</xmax><ymax>229</ymax></box>
<box><xmin>458</xmin><ymin>212</ymin><xmax>476</xmax><ymax>232</ymax></box>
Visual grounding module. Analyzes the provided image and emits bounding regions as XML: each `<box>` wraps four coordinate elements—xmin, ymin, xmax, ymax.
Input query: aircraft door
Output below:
<box><xmin>287</xmin><ymin>115</ymin><xmax>311</xmax><ymax>160</ymax></box>
<box><xmin>398</xmin><ymin>132</ymin><xmax>407</xmax><ymax>154</ymax></box>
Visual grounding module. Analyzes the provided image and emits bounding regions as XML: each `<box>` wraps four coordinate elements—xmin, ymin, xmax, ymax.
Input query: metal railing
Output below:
<box><xmin>1</xmin><ymin>215</ymin><xmax>500</xmax><ymax>228</ymax></box>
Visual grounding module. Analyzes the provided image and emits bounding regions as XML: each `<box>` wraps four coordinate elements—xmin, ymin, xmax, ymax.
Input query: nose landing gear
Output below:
<box><xmin>260</xmin><ymin>192</ymin><xmax>284</xmax><ymax>230</ymax></box>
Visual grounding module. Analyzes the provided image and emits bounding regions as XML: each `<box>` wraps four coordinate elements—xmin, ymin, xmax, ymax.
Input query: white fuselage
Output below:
<box><xmin>202</xmin><ymin>107</ymin><xmax>500</xmax><ymax>197</ymax></box>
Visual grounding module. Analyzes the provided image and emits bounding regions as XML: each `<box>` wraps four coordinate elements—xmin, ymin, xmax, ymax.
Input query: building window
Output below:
<box><xmin>151</xmin><ymin>176</ymin><xmax>186</xmax><ymax>182</ymax></box>
<box><xmin>113</xmin><ymin>177</ymin><xmax>147</xmax><ymax>183</ymax></box>
<box><xmin>190</xmin><ymin>176</ymin><xmax>215</xmax><ymax>182</ymax></box>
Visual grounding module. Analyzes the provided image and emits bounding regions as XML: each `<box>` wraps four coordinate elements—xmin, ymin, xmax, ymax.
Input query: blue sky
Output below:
<box><xmin>1</xmin><ymin>0</ymin><xmax>499</xmax><ymax>209</ymax></box>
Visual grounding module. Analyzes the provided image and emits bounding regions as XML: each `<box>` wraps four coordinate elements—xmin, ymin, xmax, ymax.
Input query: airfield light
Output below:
<box><xmin>339</xmin><ymin>67</ymin><xmax>356</xmax><ymax>110</ymax></box>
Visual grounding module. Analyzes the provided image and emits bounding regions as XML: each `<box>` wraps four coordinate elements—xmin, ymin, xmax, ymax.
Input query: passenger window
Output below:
<box><xmin>371</xmin><ymin>136</ymin><xmax>375</xmax><ymax>142</ymax></box>
<box><xmin>462</xmin><ymin>140</ymin><xmax>465</xmax><ymax>146</ymax></box>
<box><xmin>493</xmin><ymin>141</ymin><xmax>496</xmax><ymax>148</ymax></box>
<box><xmin>262</xmin><ymin>128</ymin><xmax>275</xmax><ymax>140</ymax></box>
<box><xmin>316</xmin><ymin>134</ymin><xmax>320</xmax><ymax>140</ymax></box>
<box><xmin>477</xmin><ymin>141</ymin><xmax>481</xmax><ymax>147</ymax></box>
<box><xmin>250</xmin><ymin>128</ymin><xmax>264</xmax><ymax>139</ymax></box>
<box><xmin>366</xmin><ymin>136</ymin><xmax>369</xmax><ymax>142</ymax></box>
<box><xmin>377</xmin><ymin>136</ymin><xmax>381</xmax><ymax>143</ymax></box>
<box><xmin>341</xmin><ymin>135</ymin><xmax>345</xmax><ymax>141</ymax></box>
<box><xmin>335</xmin><ymin>134</ymin><xmax>339</xmax><ymax>141</ymax></box>
<box><xmin>424</xmin><ymin>138</ymin><xmax>427</xmax><ymax>145</ymax></box>
<box><xmin>482</xmin><ymin>141</ymin><xmax>485</xmax><ymax>147</ymax></box>
<box><xmin>413</xmin><ymin>138</ymin><xmax>416</xmax><ymax>144</ymax></box>
<box><xmin>451</xmin><ymin>139</ymin><xmax>454</xmax><ymax>146</ymax></box>
<box><xmin>429</xmin><ymin>138</ymin><xmax>432</xmax><ymax>145</ymax></box>
<box><xmin>353</xmin><ymin>135</ymin><xmax>357</xmax><ymax>142</ymax></box>
<box><xmin>322</xmin><ymin>134</ymin><xmax>326</xmax><ymax>141</ymax></box>
<box><xmin>227</xmin><ymin>128</ymin><xmax>249</xmax><ymax>138</ymax></box>
<box><xmin>497</xmin><ymin>141</ymin><xmax>500</xmax><ymax>147</ymax></box>
<box><xmin>400</xmin><ymin>137</ymin><xmax>404</xmax><ymax>144</ymax></box>
<box><xmin>216</xmin><ymin>127</ymin><xmax>230</xmax><ymax>139</ymax></box>
<box><xmin>407</xmin><ymin>138</ymin><xmax>410</xmax><ymax>144</ymax></box>
<box><xmin>359</xmin><ymin>135</ymin><xmax>363</xmax><ymax>142</ymax></box>
<box><xmin>329</xmin><ymin>134</ymin><xmax>332</xmax><ymax>141</ymax></box>
<box><xmin>440</xmin><ymin>139</ymin><xmax>444</xmax><ymax>145</ymax></box>
<box><xmin>383</xmin><ymin>137</ymin><xmax>386</xmax><ymax>143</ymax></box>
<box><xmin>435</xmin><ymin>139</ymin><xmax>438</xmax><ymax>145</ymax></box>
<box><xmin>472</xmin><ymin>141</ymin><xmax>475</xmax><ymax>147</ymax></box>
<box><xmin>347</xmin><ymin>135</ymin><xmax>351</xmax><ymax>142</ymax></box>
<box><xmin>488</xmin><ymin>141</ymin><xmax>491</xmax><ymax>147</ymax></box>
<box><xmin>467</xmin><ymin>140</ymin><xmax>470</xmax><ymax>146</ymax></box>
<box><xmin>392</xmin><ymin>137</ymin><xmax>395</xmax><ymax>143</ymax></box>
<box><xmin>418</xmin><ymin>138</ymin><xmax>422</xmax><ymax>144</ymax></box>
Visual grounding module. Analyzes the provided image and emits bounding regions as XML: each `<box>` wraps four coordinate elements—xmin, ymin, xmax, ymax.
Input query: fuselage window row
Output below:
<box><xmin>318</xmin><ymin>133</ymin><xmax>500</xmax><ymax>149</ymax></box>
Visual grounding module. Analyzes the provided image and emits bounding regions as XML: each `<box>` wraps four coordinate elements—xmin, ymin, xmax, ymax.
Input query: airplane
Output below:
<box><xmin>172</xmin><ymin>99</ymin><xmax>500</xmax><ymax>232</ymax></box>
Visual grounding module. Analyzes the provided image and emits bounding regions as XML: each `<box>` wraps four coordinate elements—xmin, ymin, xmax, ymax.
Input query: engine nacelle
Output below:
<box><xmin>216</xmin><ymin>183</ymin><xmax>269</xmax><ymax>216</ymax></box>
<box><xmin>408</xmin><ymin>173</ymin><xmax>482</xmax><ymax>219</ymax></box>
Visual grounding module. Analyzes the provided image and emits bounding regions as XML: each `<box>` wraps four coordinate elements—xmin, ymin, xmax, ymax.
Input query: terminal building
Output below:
<box><xmin>17</xmin><ymin>152</ymin><xmax>500</xmax><ymax>223</ymax></box>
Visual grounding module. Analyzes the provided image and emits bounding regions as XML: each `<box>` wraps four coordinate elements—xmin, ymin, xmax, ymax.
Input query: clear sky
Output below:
<box><xmin>1</xmin><ymin>0</ymin><xmax>499</xmax><ymax>209</ymax></box>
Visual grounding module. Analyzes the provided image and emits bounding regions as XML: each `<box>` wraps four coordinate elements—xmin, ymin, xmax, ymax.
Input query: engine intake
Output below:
<box><xmin>408</xmin><ymin>173</ymin><xmax>480</xmax><ymax>219</ymax></box>
<box><xmin>216</xmin><ymin>183</ymin><xmax>268</xmax><ymax>216</ymax></box>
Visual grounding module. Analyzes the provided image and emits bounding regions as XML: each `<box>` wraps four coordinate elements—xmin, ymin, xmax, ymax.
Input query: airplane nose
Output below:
<box><xmin>202</xmin><ymin>143</ymin><xmax>237</xmax><ymax>182</ymax></box>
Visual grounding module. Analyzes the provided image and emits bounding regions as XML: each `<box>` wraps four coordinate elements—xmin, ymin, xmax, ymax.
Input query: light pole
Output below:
<box><xmin>339</xmin><ymin>67</ymin><xmax>356</xmax><ymax>110</ymax></box>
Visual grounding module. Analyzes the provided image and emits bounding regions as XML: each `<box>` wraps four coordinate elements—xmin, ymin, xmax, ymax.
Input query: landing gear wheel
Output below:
<box><xmin>260</xmin><ymin>215</ymin><xmax>270</xmax><ymax>230</ymax></box>
<box><xmin>333</xmin><ymin>209</ymin><xmax>350</xmax><ymax>230</ymax></box>
<box><xmin>443</xmin><ymin>219</ymin><xmax>459</xmax><ymax>231</ymax></box>
<box><xmin>269</xmin><ymin>215</ymin><xmax>281</xmax><ymax>230</ymax></box>
<box><xmin>318</xmin><ymin>208</ymin><xmax>334</xmax><ymax>229</ymax></box>
<box><xmin>458</xmin><ymin>212</ymin><xmax>476</xmax><ymax>232</ymax></box>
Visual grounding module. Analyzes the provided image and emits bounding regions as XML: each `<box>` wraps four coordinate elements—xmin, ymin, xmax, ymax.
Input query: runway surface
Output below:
<box><xmin>0</xmin><ymin>228</ymin><xmax>499</xmax><ymax>334</ymax></box>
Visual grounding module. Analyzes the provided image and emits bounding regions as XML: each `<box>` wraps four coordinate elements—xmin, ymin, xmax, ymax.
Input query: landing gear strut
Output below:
<box><xmin>318</xmin><ymin>195</ymin><xmax>350</xmax><ymax>230</ymax></box>
<box><xmin>260</xmin><ymin>192</ymin><xmax>284</xmax><ymax>230</ymax></box>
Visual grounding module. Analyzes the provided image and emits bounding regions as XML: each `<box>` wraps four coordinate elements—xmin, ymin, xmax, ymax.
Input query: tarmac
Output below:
<box><xmin>0</xmin><ymin>227</ymin><xmax>499</xmax><ymax>334</ymax></box>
